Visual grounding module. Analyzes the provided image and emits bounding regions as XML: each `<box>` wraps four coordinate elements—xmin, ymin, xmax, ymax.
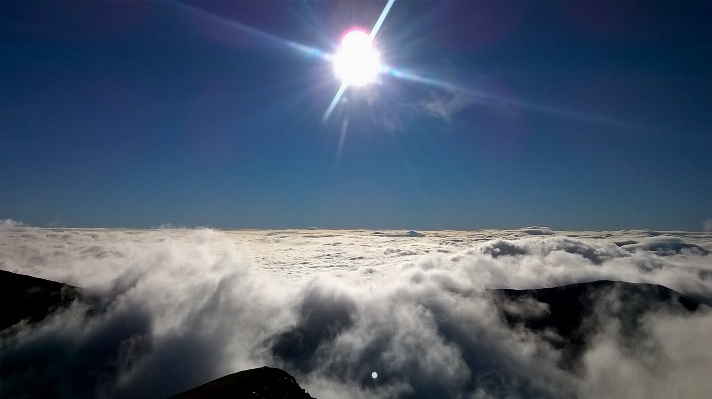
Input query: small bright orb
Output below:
<box><xmin>333</xmin><ymin>28</ymin><xmax>381</xmax><ymax>87</ymax></box>
<box><xmin>371</xmin><ymin>372</ymin><xmax>378</xmax><ymax>379</ymax></box>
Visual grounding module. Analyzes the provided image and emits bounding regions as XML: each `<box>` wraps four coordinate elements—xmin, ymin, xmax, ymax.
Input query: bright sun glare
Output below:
<box><xmin>333</xmin><ymin>28</ymin><xmax>381</xmax><ymax>87</ymax></box>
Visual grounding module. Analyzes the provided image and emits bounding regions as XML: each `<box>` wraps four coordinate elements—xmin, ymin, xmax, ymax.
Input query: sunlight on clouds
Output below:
<box><xmin>1</xmin><ymin>227</ymin><xmax>711</xmax><ymax>398</ymax></box>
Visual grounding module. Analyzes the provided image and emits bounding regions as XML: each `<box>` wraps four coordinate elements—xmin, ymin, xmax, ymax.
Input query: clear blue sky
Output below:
<box><xmin>1</xmin><ymin>1</ymin><xmax>710</xmax><ymax>230</ymax></box>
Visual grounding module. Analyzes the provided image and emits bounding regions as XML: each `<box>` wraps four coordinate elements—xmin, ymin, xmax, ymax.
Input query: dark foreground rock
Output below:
<box><xmin>0</xmin><ymin>269</ymin><xmax>79</xmax><ymax>331</ymax></box>
<box><xmin>168</xmin><ymin>366</ymin><xmax>315</xmax><ymax>399</ymax></box>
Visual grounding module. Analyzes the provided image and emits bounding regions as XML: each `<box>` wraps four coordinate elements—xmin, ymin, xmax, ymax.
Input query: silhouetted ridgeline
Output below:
<box><xmin>494</xmin><ymin>280</ymin><xmax>701</xmax><ymax>371</ymax></box>
<box><xmin>0</xmin><ymin>269</ymin><xmax>79</xmax><ymax>331</ymax></box>
<box><xmin>168</xmin><ymin>366</ymin><xmax>314</xmax><ymax>399</ymax></box>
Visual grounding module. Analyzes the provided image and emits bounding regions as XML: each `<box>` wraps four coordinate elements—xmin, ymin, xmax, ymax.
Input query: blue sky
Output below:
<box><xmin>1</xmin><ymin>1</ymin><xmax>710</xmax><ymax>230</ymax></box>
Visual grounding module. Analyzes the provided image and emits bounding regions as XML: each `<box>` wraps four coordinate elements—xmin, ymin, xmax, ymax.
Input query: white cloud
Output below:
<box><xmin>0</xmin><ymin>218</ymin><xmax>25</xmax><ymax>228</ymax></box>
<box><xmin>580</xmin><ymin>300</ymin><xmax>712</xmax><ymax>399</ymax></box>
<box><xmin>704</xmin><ymin>219</ymin><xmax>712</xmax><ymax>232</ymax></box>
<box><xmin>0</xmin><ymin>228</ymin><xmax>711</xmax><ymax>398</ymax></box>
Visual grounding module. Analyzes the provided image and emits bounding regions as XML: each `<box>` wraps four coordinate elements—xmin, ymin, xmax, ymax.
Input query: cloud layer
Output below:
<box><xmin>1</xmin><ymin>227</ymin><xmax>711</xmax><ymax>398</ymax></box>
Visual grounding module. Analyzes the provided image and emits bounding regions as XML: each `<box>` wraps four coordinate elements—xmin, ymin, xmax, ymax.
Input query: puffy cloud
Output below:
<box><xmin>579</xmin><ymin>296</ymin><xmax>712</xmax><ymax>399</ymax></box>
<box><xmin>621</xmin><ymin>236</ymin><xmax>709</xmax><ymax>256</ymax></box>
<box><xmin>1</xmin><ymin>228</ymin><xmax>711</xmax><ymax>398</ymax></box>
<box><xmin>0</xmin><ymin>218</ymin><xmax>25</xmax><ymax>228</ymax></box>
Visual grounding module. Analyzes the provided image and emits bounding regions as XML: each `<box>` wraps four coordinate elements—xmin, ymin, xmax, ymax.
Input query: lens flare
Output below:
<box><xmin>333</xmin><ymin>28</ymin><xmax>381</xmax><ymax>87</ymax></box>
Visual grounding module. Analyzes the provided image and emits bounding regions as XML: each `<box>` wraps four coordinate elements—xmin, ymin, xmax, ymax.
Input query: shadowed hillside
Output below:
<box><xmin>494</xmin><ymin>280</ymin><xmax>700</xmax><ymax>371</ymax></box>
<box><xmin>0</xmin><ymin>269</ymin><xmax>79</xmax><ymax>331</ymax></box>
<box><xmin>168</xmin><ymin>366</ymin><xmax>314</xmax><ymax>399</ymax></box>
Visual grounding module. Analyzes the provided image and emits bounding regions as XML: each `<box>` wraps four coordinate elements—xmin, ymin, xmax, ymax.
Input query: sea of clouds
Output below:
<box><xmin>1</xmin><ymin>223</ymin><xmax>712</xmax><ymax>399</ymax></box>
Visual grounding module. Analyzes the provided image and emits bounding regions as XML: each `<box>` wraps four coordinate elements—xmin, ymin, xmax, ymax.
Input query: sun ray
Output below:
<box><xmin>322</xmin><ymin>83</ymin><xmax>347</xmax><ymax>122</ymax></box>
<box><xmin>333</xmin><ymin>29</ymin><xmax>381</xmax><ymax>86</ymax></box>
<box><xmin>370</xmin><ymin>0</ymin><xmax>397</xmax><ymax>40</ymax></box>
<box><xmin>384</xmin><ymin>65</ymin><xmax>658</xmax><ymax>132</ymax></box>
<box><xmin>179</xmin><ymin>3</ymin><xmax>331</xmax><ymax>61</ymax></box>
<box><xmin>323</xmin><ymin>0</ymin><xmax>396</xmax><ymax>122</ymax></box>
<box><xmin>182</xmin><ymin>1</ymin><xmax>649</xmax><ymax>132</ymax></box>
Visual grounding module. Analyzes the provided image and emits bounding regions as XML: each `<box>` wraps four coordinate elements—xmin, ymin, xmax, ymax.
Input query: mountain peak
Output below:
<box><xmin>168</xmin><ymin>366</ymin><xmax>314</xmax><ymax>399</ymax></box>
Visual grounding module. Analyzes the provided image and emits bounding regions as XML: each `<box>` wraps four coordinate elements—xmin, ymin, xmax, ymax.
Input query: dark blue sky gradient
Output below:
<box><xmin>1</xmin><ymin>1</ymin><xmax>710</xmax><ymax>230</ymax></box>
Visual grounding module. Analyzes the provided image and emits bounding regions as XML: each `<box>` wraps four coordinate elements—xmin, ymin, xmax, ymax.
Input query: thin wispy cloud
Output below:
<box><xmin>416</xmin><ymin>91</ymin><xmax>475</xmax><ymax>125</ymax></box>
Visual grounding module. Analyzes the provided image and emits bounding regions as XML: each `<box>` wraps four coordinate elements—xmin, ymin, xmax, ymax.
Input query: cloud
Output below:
<box><xmin>1</xmin><ymin>228</ymin><xmax>712</xmax><ymax>398</ymax></box>
<box><xmin>579</xmin><ymin>295</ymin><xmax>712</xmax><ymax>399</ymax></box>
<box><xmin>417</xmin><ymin>91</ymin><xmax>475</xmax><ymax>124</ymax></box>
<box><xmin>621</xmin><ymin>236</ymin><xmax>709</xmax><ymax>256</ymax></box>
<box><xmin>520</xmin><ymin>226</ymin><xmax>555</xmax><ymax>235</ymax></box>
<box><xmin>704</xmin><ymin>219</ymin><xmax>712</xmax><ymax>232</ymax></box>
<box><xmin>0</xmin><ymin>218</ymin><xmax>25</xmax><ymax>228</ymax></box>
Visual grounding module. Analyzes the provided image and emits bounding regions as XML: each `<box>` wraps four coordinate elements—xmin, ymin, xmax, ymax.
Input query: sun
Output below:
<box><xmin>332</xmin><ymin>28</ymin><xmax>381</xmax><ymax>87</ymax></box>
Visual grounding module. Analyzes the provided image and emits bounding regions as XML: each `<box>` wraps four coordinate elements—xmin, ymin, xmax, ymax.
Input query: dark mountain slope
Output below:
<box><xmin>168</xmin><ymin>366</ymin><xmax>314</xmax><ymax>399</ymax></box>
<box><xmin>0</xmin><ymin>269</ymin><xmax>79</xmax><ymax>331</ymax></box>
<box><xmin>494</xmin><ymin>280</ymin><xmax>701</xmax><ymax>370</ymax></box>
